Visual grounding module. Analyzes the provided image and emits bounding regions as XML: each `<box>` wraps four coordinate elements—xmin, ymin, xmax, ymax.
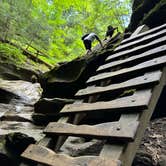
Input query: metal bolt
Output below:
<box><xmin>116</xmin><ymin>126</ymin><xmax>121</xmax><ymax>130</ymax></box>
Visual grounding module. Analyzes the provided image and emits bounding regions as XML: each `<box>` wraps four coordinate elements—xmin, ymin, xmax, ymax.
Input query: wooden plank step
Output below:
<box><xmin>100</xmin><ymin>67</ymin><xmax>166</xmax><ymax>166</ymax></box>
<box><xmin>129</xmin><ymin>25</ymin><xmax>149</xmax><ymax>38</ymax></box>
<box><xmin>106</xmin><ymin>35</ymin><xmax>166</xmax><ymax>62</ymax></box>
<box><xmin>61</xmin><ymin>90</ymin><xmax>151</xmax><ymax>114</ymax></box>
<box><xmin>115</xmin><ymin>29</ymin><xmax>166</xmax><ymax>52</ymax></box>
<box><xmin>87</xmin><ymin>55</ymin><xmax>166</xmax><ymax>84</ymax></box>
<box><xmin>76</xmin><ymin>71</ymin><xmax>161</xmax><ymax>97</ymax></box>
<box><xmin>121</xmin><ymin>23</ymin><xmax>166</xmax><ymax>45</ymax></box>
<box><xmin>98</xmin><ymin>44</ymin><xmax>166</xmax><ymax>73</ymax></box>
<box><xmin>44</xmin><ymin>120</ymin><xmax>139</xmax><ymax>141</ymax></box>
<box><xmin>21</xmin><ymin>144</ymin><xmax>121</xmax><ymax>166</ymax></box>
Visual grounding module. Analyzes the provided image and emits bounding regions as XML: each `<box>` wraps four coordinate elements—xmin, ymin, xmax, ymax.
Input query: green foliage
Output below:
<box><xmin>0</xmin><ymin>42</ymin><xmax>50</xmax><ymax>72</ymax></box>
<box><xmin>0</xmin><ymin>43</ymin><xmax>26</xmax><ymax>65</ymax></box>
<box><xmin>0</xmin><ymin>0</ymin><xmax>131</xmax><ymax>65</ymax></box>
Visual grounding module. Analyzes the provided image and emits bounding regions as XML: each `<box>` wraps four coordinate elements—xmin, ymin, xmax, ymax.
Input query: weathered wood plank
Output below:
<box><xmin>100</xmin><ymin>113</ymin><xmax>139</xmax><ymax>159</ymax></box>
<box><xmin>61</xmin><ymin>90</ymin><xmax>151</xmax><ymax>114</ymax></box>
<box><xmin>44</xmin><ymin>120</ymin><xmax>139</xmax><ymax>141</ymax></box>
<box><xmin>55</xmin><ymin>100</ymin><xmax>83</xmax><ymax>151</ymax></box>
<box><xmin>114</xmin><ymin>29</ymin><xmax>166</xmax><ymax>52</ymax></box>
<box><xmin>98</xmin><ymin>45</ymin><xmax>166</xmax><ymax>73</ymax></box>
<box><xmin>21</xmin><ymin>144</ymin><xmax>120</xmax><ymax>166</ymax></box>
<box><xmin>106</xmin><ymin>35</ymin><xmax>166</xmax><ymax>62</ymax></box>
<box><xmin>129</xmin><ymin>25</ymin><xmax>149</xmax><ymax>38</ymax></box>
<box><xmin>87</xmin><ymin>55</ymin><xmax>166</xmax><ymax>84</ymax></box>
<box><xmin>37</xmin><ymin>137</ymin><xmax>53</xmax><ymax>147</ymax></box>
<box><xmin>100</xmin><ymin>67</ymin><xmax>166</xmax><ymax>166</ymax></box>
<box><xmin>121</xmin><ymin>23</ymin><xmax>166</xmax><ymax>45</ymax></box>
<box><xmin>76</xmin><ymin>71</ymin><xmax>161</xmax><ymax>97</ymax></box>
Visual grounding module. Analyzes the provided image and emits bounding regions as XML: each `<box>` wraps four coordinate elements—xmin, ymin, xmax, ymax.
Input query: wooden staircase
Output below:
<box><xmin>21</xmin><ymin>23</ymin><xmax>166</xmax><ymax>166</ymax></box>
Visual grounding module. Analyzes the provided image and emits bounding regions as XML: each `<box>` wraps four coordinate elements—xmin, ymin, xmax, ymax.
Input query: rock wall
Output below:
<box><xmin>128</xmin><ymin>0</ymin><xmax>166</xmax><ymax>32</ymax></box>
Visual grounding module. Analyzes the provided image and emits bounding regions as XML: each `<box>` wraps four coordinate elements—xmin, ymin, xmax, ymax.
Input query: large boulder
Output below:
<box><xmin>128</xmin><ymin>0</ymin><xmax>166</xmax><ymax>32</ymax></box>
<box><xmin>0</xmin><ymin>79</ymin><xmax>42</xmax><ymax>105</ymax></box>
<box><xmin>42</xmin><ymin>58</ymin><xmax>87</xmax><ymax>98</ymax></box>
<box><xmin>32</xmin><ymin>98</ymin><xmax>75</xmax><ymax>124</ymax></box>
<box><xmin>0</xmin><ymin>62</ymin><xmax>40</xmax><ymax>82</ymax></box>
<box><xmin>0</xmin><ymin>103</ymin><xmax>33</xmax><ymax>122</ymax></box>
<box><xmin>0</xmin><ymin>121</ymin><xmax>44</xmax><ymax>141</ymax></box>
<box><xmin>0</xmin><ymin>136</ymin><xmax>14</xmax><ymax>166</ymax></box>
<box><xmin>34</xmin><ymin>97</ymin><xmax>74</xmax><ymax>114</ymax></box>
<box><xmin>0</xmin><ymin>133</ymin><xmax>36</xmax><ymax>166</ymax></box>
<box><xmin>41</xmin><ymin>34</ymin><xmax>122</xmax><ymax>98</ymax></box>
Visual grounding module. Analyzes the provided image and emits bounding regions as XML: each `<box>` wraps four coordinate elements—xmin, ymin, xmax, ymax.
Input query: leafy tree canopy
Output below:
<box><xmin>0</xmin><ymin>0</ymin><xmax>131</xmax><ymax>65</ymax></box>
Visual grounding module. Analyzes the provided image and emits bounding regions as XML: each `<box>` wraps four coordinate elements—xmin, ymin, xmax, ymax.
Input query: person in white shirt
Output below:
<box><xmin>81</xmin><ymin>33</ymin><xmax>103</xmax><ymax>53</ymax></box>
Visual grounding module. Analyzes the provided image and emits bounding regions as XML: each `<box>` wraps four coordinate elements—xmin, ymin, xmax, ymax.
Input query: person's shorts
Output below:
<box><xmin>83</xmin><ymin>40</ymin><xmax>91</xmax><ymax>50</ymax></box>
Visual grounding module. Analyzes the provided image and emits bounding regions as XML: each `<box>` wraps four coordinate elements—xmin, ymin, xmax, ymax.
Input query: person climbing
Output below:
<box><xmin>104</xmin><ymin>25</ymin><xmax>118</xmax><ymax>40</ymax></box>
<box><xmin>81</xmin><ymin>32</ymin><xmax>103</xmax><ymax>54</ymax></box>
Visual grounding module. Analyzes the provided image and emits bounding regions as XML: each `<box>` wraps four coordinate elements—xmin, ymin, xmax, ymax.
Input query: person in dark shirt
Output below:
<box><xmin>104</xmin><ymin>25</ymin><xmax>118</xmax><ymax>40</ymax></box>
<box><xmin>82</xmin><ymin>32</ymin><xmax>103</xmax><ymax>53</ymax></box>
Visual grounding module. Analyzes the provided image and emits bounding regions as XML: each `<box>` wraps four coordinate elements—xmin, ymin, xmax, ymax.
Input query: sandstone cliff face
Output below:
<box><xmin>128</xmin><ymin>0</ymin><xmax>166</xmax><ymax>32</ymax></box>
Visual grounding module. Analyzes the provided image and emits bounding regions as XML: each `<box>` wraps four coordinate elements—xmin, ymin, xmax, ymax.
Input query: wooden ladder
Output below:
<box><xmin>21</xmin><ymin>23</ymin><xmax>166</xmax><ymax>166</ymax></box>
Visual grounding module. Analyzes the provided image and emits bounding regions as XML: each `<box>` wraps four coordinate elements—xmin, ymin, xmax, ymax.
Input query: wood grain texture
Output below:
<box><xmin>129</xmin><ymin>25</ymin><xmax>149</xmax><ymax>38</ymax></box>
<box><xmin>21</xmin><ymin>144</ymin><xmax>121</xmax><ymax>166</ymax></box>
<box><xmin>76</xmin><ymin>71</ymin><xmax>161</xmax><ymax>97</ymax></box>
<box><xmin>120</xmin><ymin>23</ymin><xmax>166</xmax><ymax>45</ymax></box>
<box><xmin>99</xmin><ymin>67</ymin><xmax>166</xmax><ymax>166</ymax></box>
<box><xmin>106</xmin><ymin>36</ymin><xmax>166</xmax><ymax>62</ymax></box>
<box><xmin>44</xmin><ymin>120</ymin><xmax>139</xmax><ymax>141</ymax></box>
<box><xmin>87</xmin><ymin>55</ymin><xmax>166</xmax><ymax>84</ymax></box>
<box><xmin>98</xmin><ymin>45</ymin><xmax>166</xmax><ymax>72</ymax></box>
<box><xmin>61</xmin><ymin>90</ymin><xmax>151</xmax><ymax>114</ymax></box>
<box><xmin>114</xmin><ymin>29</ymin><xmax>166</xmax><ymax>52</ymax></box>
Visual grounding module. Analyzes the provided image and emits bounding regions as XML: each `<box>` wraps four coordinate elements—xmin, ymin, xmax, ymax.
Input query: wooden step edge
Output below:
<box><xmin>121</xmin><ymin>23</ymin><xmax>166</xmax><ymax>45</ymax></box>
<box><xmin>21</xmin><ymin>144</ymin><xmax>121</xmax><ymax>166</ymax></box>
<box><xmin>44</xmin><ymin>121</ymin><xmax>139</xmax><ymax>142</ymax></box>
<box><xmin>76</xmin><ymin>71</ymin><xmax>161</xmax><ymax>97</ymax></box>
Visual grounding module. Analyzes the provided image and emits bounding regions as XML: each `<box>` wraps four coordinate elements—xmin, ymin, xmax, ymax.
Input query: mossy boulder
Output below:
<box><xmin>41</xmin><ymin>52</ymin><xmax>108</xmax><ymax>98</ymax></box>
<box><xmin>0</xmin><ymin>62</ymin><xmax>40</xmax><ymax>82</ymax></box>
<box><xmin>0</xmin><ymin>133</ymin><xmax>35</xmax><ymax>166</ymax></box>
<box><xmin>5</xmin><ymin>132</ymin><xmax>36</xmax><ymax>154</ymax></box>
<box><xmin>41</xmin><ymin>33</ymin><xmax>122</xmax><ymax>98</ymax></box>
<box><xmin>0</xmin><ymin>42</ymin><xmax>49</xmax><ymax>81</ymax></box>
<box><xmin>0</xmin><ymin>136</ymin><xmax>13</xmax><ymax>166</ymax></box>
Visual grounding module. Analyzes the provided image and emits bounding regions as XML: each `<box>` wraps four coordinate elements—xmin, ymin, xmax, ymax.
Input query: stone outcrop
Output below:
<box><xmin>0</xmin><ymin>133</ymin><xmax>36</xmax><ymax>166</ymax></box>
<box><xmin>128</xmin><ymin>0</ymin><xmax>166</xmax><ymax>32</ymax></box>
<box><xmin>0</xmin><ymin>62</ymin><xmax>41</xmax><ymax>82</ymax></box>
<box><xmin>0</xmin><ymin>79</ymin><xmax>44</xmax><ymax>165</ymax></box>
<box><xmin>41</xmin><ymin>33</ymin><xmax>122</xmax><ymax>98</ymax></box>
<box><xmin>0</xmin><ymin>79</ymin><xmax>42</xmax><ymax>105</ymax></box>
<box><xmin>34</xmin><ymin>98</ymin><xmax>74</xmax><ymax>114</ymax></box>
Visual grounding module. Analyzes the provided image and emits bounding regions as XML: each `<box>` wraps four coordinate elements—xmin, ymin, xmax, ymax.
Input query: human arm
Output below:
<box><xmin>104</xmin><ymin>32</ymin><xmax>109</xmax><ymax>40</ymax></box>
<box><xmin>95</xmin><ymin>35</ymin><xmax>103</xmax><ymax>47</ymax></box>
<box><xmin>113</xmin><ymin>27</ymin><xmax>118</xmax><ymax>31</ymax></box>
